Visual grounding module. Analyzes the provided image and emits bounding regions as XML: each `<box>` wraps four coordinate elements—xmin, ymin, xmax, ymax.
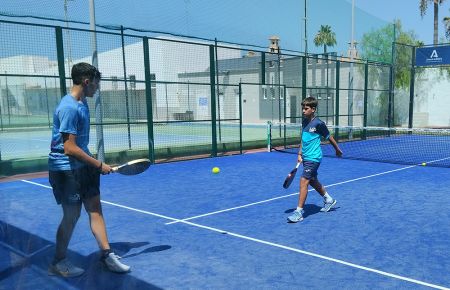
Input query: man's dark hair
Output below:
<box><xmin>71</xmin><ymin>62</ymin><xmax>101</xmax><ymax>85</ymax></box>
<box><xmin>301</xmin><ymin>96</ymin><xmax>318</xmax><ymax>109</ymax></box>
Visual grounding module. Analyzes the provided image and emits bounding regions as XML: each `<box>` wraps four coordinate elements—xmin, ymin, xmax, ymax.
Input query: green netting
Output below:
<box><xmin>0</xmin><ymin>20</ymin><xmax>394</xmax><ymax>176</ymax></box>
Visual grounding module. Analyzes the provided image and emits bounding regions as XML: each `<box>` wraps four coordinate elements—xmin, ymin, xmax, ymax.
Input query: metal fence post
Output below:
<box><xmin>238</xmin><ymin>83</ymin><xmax>243</xmax><ymax>154</ymax></box>
<box><xmin>261</xmin><ymin>52</ymin><xmax>266</xmax><ymax>84</ymax></box>
<box><xmin>302</xmin><ymin>55</ymin><xmax>307</xmax><ymax>101</ymax></box>
<box><xmin>363</xmin><ymin>61</ymin><xmax>368</xmax><ymax>128</ymax></box>
<box><xmin>408</xmin><ymin>46</ymin><xmax>416</xmax><ymax>129</ymax></box>
<box><xmin>334</xmin><ymin>60</ymin><xmax>340</xmax><ymax>141</ymax></box>
<box><xmin>121</xmin><ymin>25</ymin><xmax>132</xmax><ymax>149</ymax></box>
<box><xmin>209</xmin><ymin>45</ymin><xmax>217</xmax><ymax>157</ymax></box>
<box><xmin>143</xmin><ymin>37</ymin><xmax>154</xmax><ymax>163</ymax></box>
<box><xmin>363</xmin><ymin>61</ymin><xmax>369</xmax><ymax>139</ymax></box>
<box><xmin>55</xmin><ymin>27</ymin><xmax>66</xmax><ymax>97</ymax></box>
<box><xmin>388</xmin><ymin>64</ymin><xmax>394</xmax><ymax>128</ymax></box>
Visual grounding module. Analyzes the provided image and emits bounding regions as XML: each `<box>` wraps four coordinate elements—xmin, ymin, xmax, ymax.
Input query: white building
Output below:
<box><xmin>0</xmin><ymin>36</ymin><xmax>241</xmax><ymax>121</ymax></box>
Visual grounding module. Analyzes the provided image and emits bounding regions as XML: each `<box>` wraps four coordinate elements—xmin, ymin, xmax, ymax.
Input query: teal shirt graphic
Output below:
<box><xmin>301</xmin><ymin>117</ymin><xmax>330</xmax><ymax>163</ymax></box>
<box><xmin>48</xmin><ymin>94</ymin><xmax>91</xmax><ymax>171</ymax></box>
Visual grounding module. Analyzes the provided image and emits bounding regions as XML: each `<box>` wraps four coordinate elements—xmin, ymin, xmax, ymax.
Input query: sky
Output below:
<box><xmin>0</xmin><ymin>0</ymin><xmax>450</xmax><ymax>58</ymax></box>
<box><xmin>352</xmin><ymin>0</ymin><xmax>450</xmax><ymax>45</ymax></box>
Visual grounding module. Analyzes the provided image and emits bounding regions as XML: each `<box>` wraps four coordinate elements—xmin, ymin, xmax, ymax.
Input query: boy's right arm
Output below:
<box><xmin>63</xmin><ymin>133</ymin><xmax>113</xmax><ymax>174</ymax></box>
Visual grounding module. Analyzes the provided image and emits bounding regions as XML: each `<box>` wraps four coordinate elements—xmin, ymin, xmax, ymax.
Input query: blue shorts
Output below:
<box><xmin>301</xmin><ymin>160</ymin><xmax>321</xmax><ymax>180</ymax></box>
<box><xmin>49</xmin><ymin>166</ymin><xmax>100</xmax><ymax>205</ymax></box>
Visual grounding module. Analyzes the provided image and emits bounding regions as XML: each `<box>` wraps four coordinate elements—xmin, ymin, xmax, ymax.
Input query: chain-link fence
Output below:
<box><xmin>393</xmin><ymin>42</ymin><xmax>450</xmax><ymax>129</ymax></box>
<box><xmin>0</xmin><ymin>20</ymin><xmax>392</xmax><ymax>176</ymax></box>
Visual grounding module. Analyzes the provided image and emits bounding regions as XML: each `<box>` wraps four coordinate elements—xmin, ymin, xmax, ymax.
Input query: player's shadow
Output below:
<box><xmin>0</xmin><ymin>221</ymin><xmax>164</xmax><ymax>289</ymax></box>
<box><xmin>285</xmin><ymin>203</ymin><xmax>338</xmax><ymax>218</ymax></box>
<box><xmin>109</xmin><ymin>242</ymin><xmax>171</xmax><ymax>259</ymax></box>
<box><xmin>108</xmin><ymin>241</ymin><xmax>150</xmax><ymax>255</ymax></box>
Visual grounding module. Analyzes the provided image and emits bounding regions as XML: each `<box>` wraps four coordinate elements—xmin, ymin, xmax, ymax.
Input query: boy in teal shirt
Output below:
<box><xmin>288</xmin><ymin>97</ymin><xmax>343</xmax><ymax>223</ymax></box>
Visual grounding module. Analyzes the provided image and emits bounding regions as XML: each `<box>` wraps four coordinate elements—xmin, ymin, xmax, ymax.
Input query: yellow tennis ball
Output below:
<box><xmin>422</xmin><ymin>162</ymin><xmax>426</xmax><ymax>166</ymax></box>
<box><xmin>212</xmin><ymin>167</ymin><xmax>220</xmax><ymax>174</ymax></box>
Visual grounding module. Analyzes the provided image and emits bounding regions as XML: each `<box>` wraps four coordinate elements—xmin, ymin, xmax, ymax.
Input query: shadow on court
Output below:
<box><xmin>285</xmin><ymin>203</ymin><xmax>339</xmax><ymax>218</ymax></box>
<box><xmin>0</xmin><ymin>221</ymin><xmax>167</xmax><ymax>290</ymax></box>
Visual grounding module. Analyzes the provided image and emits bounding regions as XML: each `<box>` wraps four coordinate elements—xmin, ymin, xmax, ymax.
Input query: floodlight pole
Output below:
<box><xmin>304</xmin><ymin>0</ymin><xmax>308</xmax><ymax>56</ymax></box>
<box><xmin>351</xmin><ymin>0</ymin><xmax>355</xmax><ymax>58</ymax></box>
<box><xmin>89</xmin><ymin>0</ymin><xmax>105</xmax><ymax>161</ymax></box>
<box><xmin>64</xmin><ymin>0</ymin><xmax>73</xmax><ymax>70</ymax></box>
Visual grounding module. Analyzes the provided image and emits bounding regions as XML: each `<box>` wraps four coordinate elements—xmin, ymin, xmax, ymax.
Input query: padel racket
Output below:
<box><xmin>112</xmin><ymin>158</ymin><xmax>151</xmax><ymax>175</ymax></box>
<box><xmin>283</xmin><ymin>162</ymin><xmax>300</xmax><ymax>189</ymax></box>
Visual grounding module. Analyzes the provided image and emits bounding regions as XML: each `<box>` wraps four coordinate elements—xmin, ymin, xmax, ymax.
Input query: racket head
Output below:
<box><xmin>283</xmin><ymin>169</ymin><xmax>297</xmax><ymax>188</ymax></box>
<box><xmin>113</xmin><ymin>158</ymin><xmax>151</xmax><ymax>175</ymax></box>
<box><xmin>282</xmin><ymin>163</ymin><xmax>300</xmax><ymax>189</ymax></box>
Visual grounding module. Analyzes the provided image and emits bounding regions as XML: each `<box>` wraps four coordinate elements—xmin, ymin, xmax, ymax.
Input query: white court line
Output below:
<box><xmin>425</xmin><ymin>156</ymin><xmax>450</xmax><ymax>164</ymax></box>
<box><xmin>16</xmin><ymin>157</ymin><xmax>450</xmax><ymax>290</ymax></box>
<box><xmin>165</xmin><ymin>164</ymin><xmax>417</xmax><ymax>225</ymax></box>
<box><xmin>21</xmin><ymin>180</ymin><xmax>52</xmax><ymax>188</ymax></box>
<box><xmin>100</xmin><ymin>201</ymin><xmax>450</xmax><ymax>289</ymax></box>
<box><xmin>18</xmin><ymin>179</ymin><xmax>449</xmax><ymax>289</ymax></box>
<box><xmin>166</xmin><ymin>156</ymin><xmax>450</xmax><ymax>225</ymax></box>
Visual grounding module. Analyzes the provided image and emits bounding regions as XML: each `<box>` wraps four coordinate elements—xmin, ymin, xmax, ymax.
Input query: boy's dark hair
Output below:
<box><xmin>71</xmin><ymin>62</ymin><xmax>101</xmax><ymax>85</ymax></box>
<box><xmin>301</xmin><ymin>96</ymin><xmax>318</xmax><ymax>109</ymax></box>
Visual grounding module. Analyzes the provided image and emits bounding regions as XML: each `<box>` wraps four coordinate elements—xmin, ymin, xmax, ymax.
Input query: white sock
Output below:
<box><xmin>296</xmin><ymin>207</ymin><xmax>303</xmax><ymax>212</ymax></box>
<box><xmin>323</xmin><ymin>192</ymin><xmax>333</xmax><ymax>203</ymax></box>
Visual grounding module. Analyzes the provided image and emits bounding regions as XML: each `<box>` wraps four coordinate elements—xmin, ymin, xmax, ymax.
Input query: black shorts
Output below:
<box><xmin>49</xmin><ymin>166</ymin><xmax>100</xmax><ymax>205</ymax></box>
<box><xmin>301</xmin><ymin>160</ymin><xmax>321</xmax><ymax>180</ymax></box>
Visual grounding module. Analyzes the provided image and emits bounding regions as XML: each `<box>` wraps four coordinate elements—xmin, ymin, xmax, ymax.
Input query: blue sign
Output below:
<box><xmin>416</xmin><ymin>45</ymin><xmax>450</xmax><ymax>66</ymax></box>
<box><xmin>198</xmin><ymin>97</ymin><xmax>208</xmax><ymax>106</ymax></box>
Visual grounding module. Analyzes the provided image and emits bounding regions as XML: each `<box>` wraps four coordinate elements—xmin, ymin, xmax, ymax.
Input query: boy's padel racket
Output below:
<box><xmin>112</xmin><ymin>158</ymin><xmax>151</xmax><ymax>175</ymax></box>
<box><xmin>283</xmin><ymin>163</ymin><xmax>300</xmax><ymax>189</ymax></box>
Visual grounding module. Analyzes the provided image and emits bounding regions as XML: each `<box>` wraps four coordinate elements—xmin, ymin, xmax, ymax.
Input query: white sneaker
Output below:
<box><xmin>287</xmin><ymin>209</ymin><xmax>304</xmax><ymax>223</ymax></box>
<box><xmin>320</xmin><ymin>199</ymin><xmax>337</xmax><ymax>212</ymax></box>
<box><xmin>103</xmin><ymin>252</ymin><xmax>131</xmax><ymax>273</ymax></box>
<box><xmin>48</xmin><ymin>258</ymin><xmax>84</xmax><ymax>277</ymax></box>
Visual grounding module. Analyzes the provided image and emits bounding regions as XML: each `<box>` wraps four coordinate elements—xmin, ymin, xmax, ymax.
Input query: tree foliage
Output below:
<box><xmin>313</xmin><ymin>25</ymin><xmax>337</xmax><ymax>54</ymax></box>
<box><xmin>359</xmin><ymin>21</ymin><xmax>424</xmax><ymax>126</ymax></box>
<box><xmin>360</xmin><ymin>20</ymin><xmax>423</xmax><ymax>89</ymax></box>
<box><xmin>419</xmin><ymin>0</ymin><xmax>446</xmax><ymax>45</ymax></box>
<box><xmin>445</xmin><ymin>15</ymin><xmax>450</xmax><ymax>39</ymax></box>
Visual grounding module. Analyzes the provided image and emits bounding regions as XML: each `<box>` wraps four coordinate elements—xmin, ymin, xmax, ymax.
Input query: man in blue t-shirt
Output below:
<box><xmin>48</xmin><ymin>63</ymin><xmax>130</xmax><ymax>276</ymax></box>
<box><xmin>287</xmin><ymin>97</ymin><xmax>343</xmax><ymax>223</ymax></box>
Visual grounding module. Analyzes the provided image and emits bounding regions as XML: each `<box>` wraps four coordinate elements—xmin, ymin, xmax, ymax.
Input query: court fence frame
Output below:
<box><xmin>0</xmin><ymin>19</ymin><xmax>392</xmax><ymax>176</ymax></box>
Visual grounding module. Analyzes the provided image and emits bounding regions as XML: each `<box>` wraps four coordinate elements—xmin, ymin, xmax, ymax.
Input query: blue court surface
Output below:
<box><xmin>1</xmin><ymin>151</ymin><xmax>450</xmax><ymax>289</ymax></box>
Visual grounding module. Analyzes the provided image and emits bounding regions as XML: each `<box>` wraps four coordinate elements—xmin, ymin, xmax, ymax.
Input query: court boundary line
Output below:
<box><xmin>166</xmin><ymin>155</ymin><xmax>450</xmax><ymax>225</ymax></box>
<box><xmin>19</xmin><ymin>178</ymin><xmax>449</xmax><ymax>289</ymax></box>
<box><xmin>165</xmin><ymin>164</ymin><xmax>417</xmax><ymax>225</ymax></box>
<box><xmin>103</xmin><ymin>200</ymin><xmax>449</xmax><ymax>289</ymax></box>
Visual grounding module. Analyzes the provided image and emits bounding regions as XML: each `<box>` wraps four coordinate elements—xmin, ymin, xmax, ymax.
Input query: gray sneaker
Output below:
<box><xmin>103</xmin><ymin>252</ymin><xmax>130</xmax><ymax>273</ymax></box>
<box><xmin>287</xmin><ymin>209</ymin><xmax>304</xmax><ymax>223</ymax></box>
<box><xmin>48</xmin><ymin>259</ymin><xmax>84</xmax><ymax>277</ymax></box>
<box><xmin>320</xmin><ymin>199</ymin><xmax>337</xmax><ymax>212</ymax></box>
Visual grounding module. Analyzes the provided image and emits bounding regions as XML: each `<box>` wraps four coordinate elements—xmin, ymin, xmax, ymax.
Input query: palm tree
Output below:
<box><xmin>444</xmin><ymin>15</ymin><xmax>450</xmax><ymax>39</ymax></box>
<box><xmin>313</xmin><ymin>25</ymin><xmax>337</xmax><ymax>54</ymax></box>
<box><xmin>420</xmin><ymin>0</ymin><xmax>446</xmax><ymax>44</ymax></box>
<box><xmin>313</xmin><ymin>25</ymin><xmax>336</xmax><ymax>121</ymax></box>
